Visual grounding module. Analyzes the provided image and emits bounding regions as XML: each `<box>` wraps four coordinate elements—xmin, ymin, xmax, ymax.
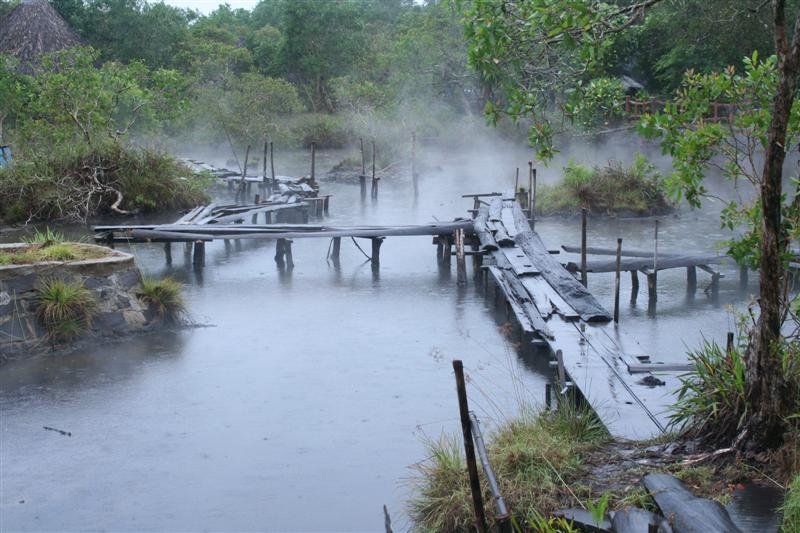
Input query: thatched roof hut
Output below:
<box><xmin>0</xmin><ymin>0</ymin><xmax>85</xmax><ymax>73</ymax></box>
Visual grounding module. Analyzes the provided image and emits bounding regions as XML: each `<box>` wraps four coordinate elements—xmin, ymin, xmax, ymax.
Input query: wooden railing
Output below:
<box><xmin>624</xmin><ymin>96</ymin><xmax>736</xmax><ymax>122</ymax></box>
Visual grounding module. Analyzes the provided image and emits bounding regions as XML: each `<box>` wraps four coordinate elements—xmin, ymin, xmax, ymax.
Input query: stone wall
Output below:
<box><xmin>0</xmin><ymin>243</ymin><xmax>153</xmax><ymax>361</ymax></box>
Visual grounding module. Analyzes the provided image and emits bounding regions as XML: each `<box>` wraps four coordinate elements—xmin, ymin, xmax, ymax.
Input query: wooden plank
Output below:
<box><xmin>570</xmin><ymin>254</ymin><xmax>730</xmax><ymax>273</ymax></box>
<box><xmin>487</xmin><ymin>266</ymin><xmax>535</xmax><ymax>334</ymax></box>
<box><xmin>643</xmin><ymin>474</ymin><xmax>742</xmax><ymax>533</ymax></box>
<box><xmin>499</xmin><ymin>246</ymin><xmax>540</xmax><ymax>276</ymax></box>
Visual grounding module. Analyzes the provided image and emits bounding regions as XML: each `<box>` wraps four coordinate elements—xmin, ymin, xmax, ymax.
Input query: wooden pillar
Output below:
<box><xmin>275</xmin><ymin>238</ymin><xmax>286</xmax><ymax>265</ymax></box>
<box><xmin>269</xmin><ymin>141</ymin><xmax>276</xmax><ymax>194</ymax></box>
<box><xmin>456</xmin><ymin>229</ymin><xmax>467</xmax><ymax>286</ymax></box>
<box><xmin>711</xmin><ymin>272</ymin><xmax>720</xmax><ymax>296</ymax></box>
<box><xmin>360</xmin><ymin>138</ymin><xmax>366</xmax><ymax>176</ymax></box>
<box><xmin>184</xmin><ymin>241</ymin><xmax>192</xmax><ymax>256</ymax></box>
<box><xmin>371</xmin><ymin>237</ymin><xmax>384</xmax><ymax>266</ymax></box>
<box><xmin>442</xmin><ymin>236</ymin><xmax>452</xmax><ymax>265</ymax></box>
<box><xmin>262</xmin><ymin>141</ymin><xmax>268</xmax><ymax>192</ymax></box>
<box><xmin>531</xmin><ymin>167</ymin><xmax>537</xmax><ymax>229</ymax></box>
<box><xmin>192</xmin><ymin>240</ymin><xmax>205</xmax><ymax>267</ymax></box>
<box><xmin>436</xmin><ymin>237</ymin><xmax>444</xmax><ymax>265</ymax></box>
<box><xmin>254</xmin><ymin>193</ymin><xmax>260</xmax><ymax>205</ymax></box>
<box><xmin>310</xmin><ymin>141</ymin><xmax>316</xmax><ymax>183</ymax></box>
<box><xmin>452</xmin><ymin>360</ymin><xmax>488</xmax><ymax>533</ymax></box>
<box><xmin>630</xmin><ymin>270</ymin><xmax>639</xmax><ymax>302</ymax></box>
<box><xmin>323</xmin><ymin>195</ymin><xmax>330</xmax><ymax>215</ymax></box>
<box><xmin>360</xmin><ymin>175</ymin><xmax>367</xmax><ymax>202</ymax></box>
<box><xmin>331</xmin><ymin>237</ymin><xmax>341</xmax><ymax>261</ymax></box>
<box><xmin>265</xmin><ymin>211</ymin><xmax>272</xmax><ymax>224</ymax></box>
<box><xmin>647</xmin><ymin>272</ymin><xmax>657</xmax><ymax>302</ymax></box>
<box><xmin>105</xmin><ymin>232</ymin><xmax>115</xmax><ymax>250</ymax></box>
<box><xmin>580</xmin><ymin>208</ymin><xmax>588</xmax><ymax>287</ymax></box>
<box><xmin>284</xmin><ymin>239</ymin><xmax>294</xmax><ymax>269</ymax></box>
<box><xmin>371</xmin><ymin>140</ymin><xmax>377</xmax><ymax>200</ymax></box>
<box><xmin>687</xmin><ymin>266</ymin><xmax>697</xmax><ymax>293</ymax></box>
<box><xmin>739</xmin><ymin>265</ymin><xmax>748</xmax><ymax>289</ymax></box>
<box><xmin>614</xmin><ymin>238</ymin><xmax>622</xmax><ymax>323</ymax></box>
<box><xmin>164</xmin><ymin>242</ymin><xmax>172</xmax><ymax>264</ymax></box>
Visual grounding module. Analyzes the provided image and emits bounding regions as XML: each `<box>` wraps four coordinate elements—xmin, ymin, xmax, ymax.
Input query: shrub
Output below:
<box><xmin>137</xmin><ymin>277</ymin><xmax>185</xmax><ymax>322</ymax></box>
<box><xmin>36</xmin><ymin>279</ymin><xmax>97</xmax><ymax>342</ymax></box>
<box><xmin>290</xmin><ymin>113</ymin><xmax>351</xmax><ymax>148</ymax></box>
<box><xmin>536</xmin><ymin>154</ymin><xmax>673</xmax><ymax>216</ymax></box>
<box><xmin>0</xmin><ymin>142</ymin><xmax>210</xmax><ymax>224</ymax></box>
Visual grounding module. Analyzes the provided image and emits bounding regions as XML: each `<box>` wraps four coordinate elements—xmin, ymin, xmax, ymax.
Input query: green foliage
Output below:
<box><xmin>22</xmin><ymin>228</ymin><xmax>66</xmax><ymax>246</ymax></box>
<box><xmin>36</xmin><ymin>278</ymin><xmax>97</xmax><ymax>342</ymax></box>
<box><xmin>536</xmin><ymin>155</ymin><xmax>673</xmax><ymax>216</ymax></box>
<box><xmin>289</xmin><ymin>114</ymin><xmax>351</xmax><ymax>149</ymax></box>
<box><xmin>0</xmin><ymin>142</ymin><xmax>209</xmax><ymax>223</ymax></box>
<box><xmin>138</xmin><ymin>277</ymin><xmax>185</xmax><ymax>322</ymax></box>
<box><xmin>408</xmin><ymin>402</ymin><xmax>607</xmax><ymax>530</ymax></box>
<box><xmin>672</xmin><ymin>332</ymin><xmax>800</xmax><ymax>445</ymax></box>
<box><xmin>564</xmin><ymin>77</ymin><xmax>626</xmax><ymax>128</ymax></box>
<box><xmin>640</xmin><ymin>53</ymin><xmax>800</xmax><ymax>270</ymax></box>
<box><xmin>783</xmin><ymin>474</ymin><xmax>800</xmax><ymax>532</ymax></box>
<box><xmin>0</xmin><ymin>243</ymin><xmax>106</xmax><ymax>265</ymax></box>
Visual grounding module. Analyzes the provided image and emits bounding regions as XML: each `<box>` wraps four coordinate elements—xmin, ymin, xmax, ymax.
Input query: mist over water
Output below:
<box><xmin>1</xmin><ymin>131</ymin><xmax>762</xmax><ymax>531</ymax></box>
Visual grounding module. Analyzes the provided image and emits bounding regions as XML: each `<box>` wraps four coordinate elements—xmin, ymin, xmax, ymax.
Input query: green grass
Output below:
<box><xmin>137</xmin><ymin>277</ymin><xmax>185</xmax><ymax>321</ymax></box>
<box><xmin>36</xmin><ymin>278</ymin><xmax>97</xmax><ymax>342</ymax></box>
<box><xmin>22</xmin><ymin>228</ymin><xmax>66</xmax><ymax>246</ymax></box>
<box><xmin>0</xmin><ymin>243</ymin><xmax>107</xmax><ymax>265</ymax></box>
<box><xmin>783</xmin><ymin>474</ymin><xmax>800</xmax><ymax>532</ymax></box>
<box><xmin>536</xmin><ymin>155</ymin><xmax>673</xmax><ymax>216</ymax></box>
<box><xmin>407</xmin><ymin>402</ymin><xmax>609</xmax><ymax>531</ymax></box>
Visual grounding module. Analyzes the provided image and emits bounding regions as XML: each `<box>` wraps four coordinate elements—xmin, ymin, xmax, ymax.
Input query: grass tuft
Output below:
<box><xmin>0</xmin><ymin>243</ymin><xmax>107</xmax><ymax>265</ymax></box>
<box><xmin>36</xmin><ymin>278</ymin><xmax>97</xmax><ymax>342</ymax></box>
<box><xmin>783</xmin><ymin>474</ymin><xmax>800</xmax><ymax>532</ymax></box>
<box><xmin>536</xmin><ymin>155</ymin><xmax>673</xmax><ymax>216</ymax></box>
<box><xmin>137</xmin><ymin>277</ymin><xmax>185</xmax><ymax>321</ymax></box>
<box><xmin>22</xmin><ymin>228</ymin><xmax>66</xmax><ymax>246</ymax></box>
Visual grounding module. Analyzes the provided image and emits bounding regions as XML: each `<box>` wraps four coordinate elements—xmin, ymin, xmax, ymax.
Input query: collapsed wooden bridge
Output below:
<box><xmin>473</xmin><ymin>192</ymin><xmax>686</xmax><ymax>440</ymax></box>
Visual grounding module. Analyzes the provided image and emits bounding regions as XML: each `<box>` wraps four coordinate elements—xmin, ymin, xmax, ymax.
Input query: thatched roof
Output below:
<box><xmin>0</xmin><ymin>0</ymin><xmax>85</xmax><ymax>73</ymax></box>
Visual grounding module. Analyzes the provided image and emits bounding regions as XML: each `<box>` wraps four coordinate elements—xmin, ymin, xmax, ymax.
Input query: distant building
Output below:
<box><xmin>0</xmin><ymin>0</ymin><xmax>84</xmax><ymax>74</ymax></box>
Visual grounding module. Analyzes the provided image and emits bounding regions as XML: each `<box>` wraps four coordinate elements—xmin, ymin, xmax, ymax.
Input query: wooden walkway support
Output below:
<box><xmin>474</xmin><ymin>194</ymin><xmax>685</xmax><ymax>440</ymax></box>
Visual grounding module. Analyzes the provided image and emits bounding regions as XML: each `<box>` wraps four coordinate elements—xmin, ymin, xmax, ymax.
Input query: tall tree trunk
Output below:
<box><xmin>745</xmin><ymin>0</ymin><xmax>800</xmax><ymax>449</ymax></box>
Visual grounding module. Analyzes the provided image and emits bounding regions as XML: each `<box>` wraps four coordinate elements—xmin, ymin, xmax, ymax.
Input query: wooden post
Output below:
<box><xmin>452</xmin><ymin>360</ymin><xmax>488</xmax><ymax>533</ymax></box>
<box><xmin>265</xmin><ymin>212</ymin><xmax>272</xmax><ymax>224</ymax></box>
<box><xmin>269</xmin><ymin>141</ymin><xmax>275</xmax><ymax>194</ymax></box>
<box><xmin>614</xmin><ymin>238</ymin><xmax>622</xmax><ymax>323</ymax></box>
<box><xmin>310</xmin><ymin>141</ymin><xmax>316</xmax><ymax>183</ymax></box>
<box><xmin>531</xmin><ymin>167</ymin><xmax>537</xmax><ymax>229</ymax></box>
<box><xmin>739</xmin><ymin>265</ymin><xmax>748</xmax><ymax>289</ymax></box>
<box><xmin>649</xmin><ymin>220</ymin><xmax>659</xmax><ymax>302</ymax></box>
<box><xmin>371</xmin><ymin>237</ymin><xmax>384</xmax><ymax>267</ymax></box>
<box><xmin>580</xmin><ymin>208</ymin><xmax>588</xmax><ymax>287</ymax></box>
<box><xmin>443</xmin><ymin>236</ymin><xmax>452</xmax><ymax>265</ymax></box>
<box><xmin>360</xmin><ymin>138</ymin><xmax>366</xmax><ymax>175</ymax></box>
<box><xmin>237</xmin><ymin>144</ymin><xmax>251</xmax><ymax>202</ymax></box>
<box><xmin>275</xmin><ymin>238</ymin><xmax>285</xmax><ymax>265</ymax></box>
<box><xmin>284</xmin><ymin>239</ymin><xmax>294</xmax><ymax>269</ymax></box>
<box><xmin>192</xmin><ymin>240</ymin><xmax>205</xmax><ymax>267</ymax></box>
<box><xmin>105</xmin><ymin>232</ymin><xmax>115</xmax><ymax>249</ymax></box>
<box><xmin>262</xmin><ymin>141</ymin><xmax>268</xmax><ymax>192</ymax></box>
<box><xmin>323</xmin><ymin>195</ymin><xmax>330</xmax><ymax>215</ymax></box>
<box><xmin>371</xmin><ymin>140</ymin><xmax>377</xmax><ymax>200</ymax></box>
<box><xmin>411</xmin><ymin>130</ymin><xmax>418</xmax><ymax>198</ymax></box>
<box><xmin>630</xmin><ymin>270</ymin><xmax>639</xmax><ymax>302</ymax></box>
<box><xmin>456</xmin><ymin>229</ymin><xmax>467</xmax><ymax>285</ymax></box>
<box><xmin>254</xmin><ymin>193</ymin><xmax>260</xmax><ymax>205</ymax></box>
<box><xmin>687</xmin><ymin>266</ymin><xmax>697</xmax><ymax>293</ymax></box>
<box><xmin>514</xmin><ymin>167</ymin><xmax>519</xmax><ymax>193</ymax></box>
<box><xmin>164</xmin><ymin>242</ymin><xmax>172</xmax><ymax>264</ymax></box>
<box><xmin>331</xmin><ymin>237</ymin><xmax>341</xmax><ymax>261</ymax></box>
<box><xmin>726</xmin><ymin>331</ymin><xmax>735</xmax><ymax>355</ymax></box>
<box><xmin>436</xmin><ymin>237</ymin><xmax>444</xmax><ymax>265</ymax></box>
<box><xmin>555</xmin><ymin>349</ymin><xmax>566</xmax><ymax>391</ymax></box>
<box><xmin>527</xmin><ymin>161</ymin><xmax>533</xmax><ymax>222</ymax></box>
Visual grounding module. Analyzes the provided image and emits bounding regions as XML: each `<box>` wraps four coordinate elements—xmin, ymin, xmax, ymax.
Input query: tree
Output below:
<box><xmin>465</xmin><ymin>0</ymin><xmax>800</xmax><ymax>450</ymax></box>
<box><xmin>0</xmin><ymin>55</ymin><xmax>29</xmax><ymax>144</ymax></box>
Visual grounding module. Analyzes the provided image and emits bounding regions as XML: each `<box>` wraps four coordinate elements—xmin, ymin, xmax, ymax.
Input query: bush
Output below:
<box><xmin>536</xmin><ymin>154</ymin><xmax>674</xmax><ymax>216</ymax></box>
<box><xmin>36</xmin><ymin>278</ymin><xmax>97</xmax><ymax>342</ymax></box>
<box><xmin>0</xmin><ymin>142</ymin><xmax>210</xmax><ymax>224</ymax></box>
<box><xmin>137</xmin><ymin>277</ymin><xmax>185</xmax><ymax>322</ymax></box>
<box><xmin>289</xmin><ymin>113</ymin><xmax>352</xmax><ymax>148</ymax></box>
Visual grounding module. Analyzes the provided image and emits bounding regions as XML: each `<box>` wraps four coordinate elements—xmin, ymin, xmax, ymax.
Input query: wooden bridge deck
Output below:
<box><xmin>476</xmin><ymin>194</ymin><xmax>685</xmax><ymax>440</ymax></box>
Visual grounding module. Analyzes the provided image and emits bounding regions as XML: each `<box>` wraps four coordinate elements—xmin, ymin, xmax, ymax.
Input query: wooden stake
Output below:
<box><xmin>580</xmin><ymin>208</ymin><xmax>588</xmax><ymax>287</ymax></box>
<box><xmin>614</xmin><ymin>238</ymin><xmax>622</xmax><ymax>323</ymax></box>
<box><xmin>360</xmin><ymin>138</ymin><xmax>366</xmax><ymax>175</ymax></box>
<box><xmin>452</xmin><ymin>360</ymin><xmax>488</xmax><ymax>533</ymax></box>
<box><xmin>630</xmin><ymin>270</ymin><xmax>639</xmax><ymax>302</ymax></box>
<box><xmin>331</xmin><ymin>237</ymin><xmax>341</xmax><ymax>261</ymax></box>
<box><xmin>726</xmin><ymin>331</ymin><xmax>735</xmax><ymax>355</ymax></box>
<box><xmin>284</xmin><ymin>239</ymin><xmax>294</xmax><ymax>269</ymax></box>
<box><xmin>237</xmin><ymin>145</ymin><xmax>251</xmax><ymax>202</ymax></box>
<box><xmin>275</xmin><ymin>238</ymin><xmax>285</xmax><ymax>265</ymax></box>
<box><xmin>687</xmin><ymin>266</ymin><xmax>697</xmax><ymax>293</ymax></box>
<box><xmin>527</xmin><ymin>161</ymin><xmax>533</xmax><ymax>221</ymax></box>
<box><xmin>532</xmin><ymin>167</ymin><xmax>537</xmax><ymax>229</ymax></box>
<box><xmin>269</xmin><ymin>141</ymin><xmax>275</xmax><ymax>194</ymax></box>
<box><xmin>652</xmin><ymin>220</ymin><xmax>659</xmax><ymax>301</ymax></box>
<box><xmin>514</xmin><ymin>167</ymin><xmax>519</xmax><ymax>193</ymax></box>
<box><xmin>310</xmin><ymin>141</ymin><xmax>316</xmax><ymax>183</ymax></box>
<box><xmin>456</xmin><ymin>229</ymin><xmax>467</xmax><ymax>285</ymax></box>
<box><xmin>192</xmin><ymin>240</ymin><xmax>205</xmax><ymax>267</ymax></box>
<box><xmin>371</xmin><ymin>237</ymin><xmax>384</xmax><ymax>265</ymax></box>
<box><xmin>164</xmin><ymin>242</ymin><xmax>172</xmax><ymax>264</ymax></box>
<box><xmin>262</xmin><ymin>141</ymin><xmax>267</xmax><ymax>191</ymax></box>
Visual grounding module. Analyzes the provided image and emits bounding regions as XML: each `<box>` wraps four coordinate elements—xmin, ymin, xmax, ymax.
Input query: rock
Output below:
<box><xmin>552</xmin><ymin>508</ymin><xmax>612</xmax><ymax>532</ymax></box>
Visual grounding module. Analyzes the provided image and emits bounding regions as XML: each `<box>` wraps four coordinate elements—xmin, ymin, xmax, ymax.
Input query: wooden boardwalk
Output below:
<box><xmin>475</xmin><ymin>193</ymin><xmax>686</xmax><ymax>440</ymax></box>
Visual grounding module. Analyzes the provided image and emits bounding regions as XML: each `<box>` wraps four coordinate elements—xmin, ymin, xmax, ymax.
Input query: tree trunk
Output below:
<box><xmin>744</xmin><ymin>0</ymin><xmax>799</xmax><ymax>449</ymax></box>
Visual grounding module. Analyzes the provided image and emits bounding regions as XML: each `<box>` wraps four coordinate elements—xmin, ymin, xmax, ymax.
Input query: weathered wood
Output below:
<box><xmin>192</xmin><ymin>240</ymin><xmax>205</xmax><ymax>267</ymax></box>
<box><xmin>469</xmin><ymin>413</ymin><xmax>510</xmax><ymax>525</ymax></box>
<box><xmin>128</xmin><ymin>229</ymin><xmax>214</xmax><ymax>242</ymax></box>
<box><xmin>643</xmin><ymin>474</ymin><xmax>742</xmax><ymax>533</ymax></box>
<box><xmin>630</xmin><ymin>270</ymin><xmax>639</xmax><ymax>301</ymax></box>
<box><xmin>164</xmin><ymin>242</ymin><xmax>172</xmax><ymax>264</ymax></box>
<box><xmin>284</xmin><ymin>239</ymin><xmax>294</xmax><ymax>269</ymax></box>
<box><xmin>611</xmin><ymin>507</ymin><xmax>672</xmax><ymax>533</ymax></box>
<box><xmin>310</xmin><ymin>141</ymin><xmax>316</xmax><ymax>182</ymax></box>
<box><xmin>371</xmin><ymin>237</ymin><xmax>384</xmax><ymax>266</ymax></box>
<box><xmin>331</xmin><ymin>237</ymin><xmax>341</xmax><ymax>261</ymax></box>
<box><xmin>687</xmin><ymin>266</ymin><xmax>697</xmax><ymax>293</ymax></box>
<box><xmin>614</xmin><ymin>238</ymin><xmax>622</xmax><ymax>323</ymax></box>
<box><xmin>456</xmin><ymin>229</ymin><xmax>467</xmax><ymax>285</ymax></box>
<box><xmin>569</xmin><ymin>254</ymin><xmax>729</xmax><ymax>274</ymax></box>
<box><xmin>452</xmin><ymin>360</ymin><xmax>488</xmax><ymax>533</ymax></box>
<box><xmin>580</xmin><ymin>208</ymin><xmax>588</xmax><ymax>287</ymax></box>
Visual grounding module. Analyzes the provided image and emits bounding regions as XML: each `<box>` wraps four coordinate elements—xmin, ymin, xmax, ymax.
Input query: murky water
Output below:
<box><xmin>0</xmin><ymin>134</ymin><xmax>770</xmax><ymax>531</ymax></box>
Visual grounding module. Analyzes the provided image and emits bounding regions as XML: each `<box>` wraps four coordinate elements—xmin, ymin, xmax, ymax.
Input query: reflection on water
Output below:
<box><xmin>0</xmin><ymin>134</ymin><xmax>763</xmax><ymax>531</ymax></box>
